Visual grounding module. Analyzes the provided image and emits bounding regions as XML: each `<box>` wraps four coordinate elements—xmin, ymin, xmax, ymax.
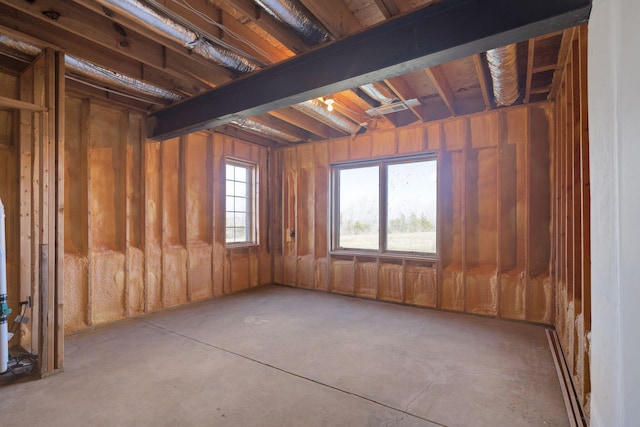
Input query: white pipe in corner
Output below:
<box><xmin>0</xmin><ymin>197</ymin><xmax>8</xmax><ymax>373</ymax></box>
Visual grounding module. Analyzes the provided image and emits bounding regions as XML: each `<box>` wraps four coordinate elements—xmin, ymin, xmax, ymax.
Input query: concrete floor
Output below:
<box><xmin>1</xmin><ymin>285</ymin><xmax>569</xmax><ymax>426</ymax></box>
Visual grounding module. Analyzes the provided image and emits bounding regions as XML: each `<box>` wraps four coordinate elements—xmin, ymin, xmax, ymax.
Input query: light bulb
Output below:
<box><xmin>327</xmin><ymin>103</ymin><xmax>334</xmax><ymax>112</ymax></box>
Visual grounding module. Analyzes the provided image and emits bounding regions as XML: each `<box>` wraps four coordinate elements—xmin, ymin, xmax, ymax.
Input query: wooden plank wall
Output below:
<box><xmin>552</xmin><ymin>25</ymin><xmax>591</xmax><ymax>415</ymax></box>
<box><xmin>274</xmin><ymin>103</ymin><xmax>554</xmax><ymax>324</ymax></box>
<box><xmin>63</xmin><ymin>93</ymin><xmax>271</xmax><ymax>334</ymax></box>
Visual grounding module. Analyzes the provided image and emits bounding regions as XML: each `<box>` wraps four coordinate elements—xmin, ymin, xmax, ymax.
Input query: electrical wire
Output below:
<box><xmin>65</xmin><ymin>75</ymin><xmax>170</xmax><ymax>106</ymax></box>
<box><xmin>172</xmin><ymin>0</ymin><xmax>278</xmax><ymax>64</ymax></box>
<box><xmin>8</xmin><ymin>302</ymin><xmax>27</xmax><ymax>336</ymax></box>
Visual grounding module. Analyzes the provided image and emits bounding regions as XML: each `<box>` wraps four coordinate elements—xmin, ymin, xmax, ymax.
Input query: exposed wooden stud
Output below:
<box><xmin>425</xmin><ymin>65</ymin><xmax>457</xmax><ymax>116</ymax></box>
<box><xmin>472</xmin><ymin>54</ymin><xmax>492</xmax><ymax>110</ymax></box>
<box><xmin>214</xmin><ymin>125</ymin><xmax>279</xmax><ymax>148</ymax></box>
<box><xmin>525</xmin><ymin>39</ymin><xmax>536</xmax><ymax>103</ymax></box>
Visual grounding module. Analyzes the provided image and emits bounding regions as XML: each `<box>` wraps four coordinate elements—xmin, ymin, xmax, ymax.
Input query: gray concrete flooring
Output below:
<box><xmin>0</xmin><ymin>285</ymin><xmax>569</xmax><ymax>426</ymax></box>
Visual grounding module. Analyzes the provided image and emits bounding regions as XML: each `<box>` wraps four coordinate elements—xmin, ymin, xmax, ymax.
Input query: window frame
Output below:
<box><xmin>225</xmin><ymin>158</ymin><xmax>258</xmax><ymax>247</ymax></box>
<box><xmin>330</xmin><ymin>153</ymin><xmax>438</xmax><ymax>260</ymax></box>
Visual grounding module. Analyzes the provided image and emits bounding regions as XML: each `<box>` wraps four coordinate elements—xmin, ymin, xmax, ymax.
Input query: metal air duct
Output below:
<box><xmin>253</xmin><ymin>0</ymin><xmax>329</xmax><ymax>45</ymax></box>
<box><xmin>65</xmin><ymin>57</ymin><xmax>181</xmax><ymax>102</ymax></box>
<box><xmin>0</xmin><ymin>35</ymin><xmax>40</xmax><ymax>56</ymax></box>
<box><xmin>293</xmin><ymin>99</ymin><xmax>361</xmax><ymax>135</ymax></box>
<box><xmin>231</xmin><ymin>118</ymin><xmax>300</xmax><ymax>143</ymax></box>
<box><xmin>95</xmin><ymin>0</ymin><xmax>258</xmax><ymax>73</ymax></box>
<box><xmin>359</xmin><ymin>83</ymin><xmax>398</xmax><ymax>105</ymax></box>
<box><xmin>486</xmin><ymin>44</ymin><xmax>520</xmax><ymax>106</ymax></box>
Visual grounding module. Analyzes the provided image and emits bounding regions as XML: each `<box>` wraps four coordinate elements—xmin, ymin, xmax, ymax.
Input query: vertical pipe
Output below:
<box><xmin>0</xmin><ymin>197</ymin><xmax>9</xmax><ymax>373</ymax></box>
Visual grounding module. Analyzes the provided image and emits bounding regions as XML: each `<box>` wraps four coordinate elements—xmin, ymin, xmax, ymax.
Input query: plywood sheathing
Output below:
<box><xmin>551</xmin><ymin>24</ymin><xmax>591</xmax><ymax>418</ymax></box>
<box><xmin>62</xmin><ymin>94</ymin><xmax>272</xmax><ymax>335</ymax></box>
<box><xmin>276</xmin><ymin>103</ymin><xmax>553</xmax><ymax>324</ymax></box>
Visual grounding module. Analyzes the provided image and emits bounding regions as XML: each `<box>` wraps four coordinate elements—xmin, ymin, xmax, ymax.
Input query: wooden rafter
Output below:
<box><xmin>298</xmin><ymin>0</ymin><xmax>362</xmax><ymax>38</ymax></box>
<box><xmin>525</xmin><ymin>38</ymin><xmax>536</xmax><ymax>103</ymax></box>
<box><xmin>425</xmin><ymin>65</ymin><xmax>457</xmax><ymax>116</ymax></box>
<box><xmin>149</xmin><ymin>0</ymin><xmax>592</xmax><ymax>139</ymax></box>
<box><xmin>384</xmin><ymin>76</ymin><xmax>425</xmax><ymax>121</ymax></box>
<box><xmin>374</xmin><ymin>0</ymin><xmax>401</xmax><ymax>18</ymax></box>
<box><xmin>472</xmin><ymin>54</ymin><xmax>492</xmax><ymax>110</ymax></box>
<box><xmin>268</xmin><ymin>108</ymin><xmax>339</xmax><ymax>139</ymax></box>
<box><xmin>549</xmin><ymin>27</ymin><xmax>577</xmax><ymax>101</ymax></box>
<box><xmin>209</xmin><ymin>0</ymin><xmax>309</xmax><ymax>54</ymax></box>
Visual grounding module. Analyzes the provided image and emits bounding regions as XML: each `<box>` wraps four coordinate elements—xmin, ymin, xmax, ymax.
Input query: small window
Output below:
<box><xmin>332</xmin><ymin>155</ymin><xmax>437</xmax><ymax>256</ymax></box>
<box><xmin>225</xmin><ymin>160</ymin><xmax>257</xmax><ymax>245</ymax></box>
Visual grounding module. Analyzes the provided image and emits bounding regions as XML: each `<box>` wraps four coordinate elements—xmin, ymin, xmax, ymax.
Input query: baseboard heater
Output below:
<box><xmin>546</xmin><ymin>329</ymin><xmax>588</xmax><ymax>427</ymax></box>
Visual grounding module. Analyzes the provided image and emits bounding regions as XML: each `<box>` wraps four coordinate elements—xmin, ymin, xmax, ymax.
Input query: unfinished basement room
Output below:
<box><xmin>0</xmin><ymin>0</ymin><xmax>638</xmax><ymax>426</ymax></box>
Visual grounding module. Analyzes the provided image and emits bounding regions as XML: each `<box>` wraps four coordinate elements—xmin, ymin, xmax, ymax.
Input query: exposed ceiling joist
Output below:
<box><xmin>472</xmin><ymin>54</ymin><xmax>492</xmax><ymax>110</ymax></box>
<box><xmin>425</xmin><ymin>65</ymin><xmax>457</xmax><ymax>116</ymax></box>
<box><xmin>148</xmin><ymin>0</ymin><xmax>592</xmax><ymax>140</ymax></box>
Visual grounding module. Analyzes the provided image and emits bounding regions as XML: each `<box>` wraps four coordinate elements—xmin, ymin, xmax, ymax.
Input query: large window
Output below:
<box><xmin>332</xmin><ymin>155</ymin><xmax>437</xmax><ymax>256</ymax></box>
<box><xmin>225</xmin><ymin>160</ymin><xmax>257</xmax><ymax>245</ymax></box>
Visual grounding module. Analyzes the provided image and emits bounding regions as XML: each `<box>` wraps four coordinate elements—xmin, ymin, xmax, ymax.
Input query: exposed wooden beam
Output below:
<box><xmin>524</xmin><ymin>39</ymin><xmax>536</xmax><ymax>103</ymax></box>
<box><xmin>298</xmin><ymin>0</ymin><xmax>362</xmax><ymax>38</ymax></box>
<box><xmin>268</xmin><ymin>108</ymin><xmax>340</xmax><ymax>139</ymax></box>
<box><xmin>209</xmin><ymin>0</ymin><xmax>309</xmax><ymax>54</ymax></box>
<box><xmin>149</xmin><ymin>0</ymin><xmax>592</xmax><ymax>140</ymax></box>
<box><xmin>384</xmin><ymin>76</ymin><xmax>425</xmax><ymax>121</ymax></box>
<box><xmin>70</xmin><ymin>0</ymin><xmax>234</xmax><ymax>84</ymax></box>
<box><xmin>0</xmin><ymin>95</ymin><xmax>46</xmax><ymax>112</ymax></box>
<box><xmin>533</xmin><ymin>64</ymin><xmax>557</xmax><ymax>73</ymax></box>
<box><xmin>251</xmin><ymin>114</ymin><xmax>316</xmax><ymax>141</ymax></box>
<box><xmin>425</xmin><ymin>65</ymin><xmax>457</xmax><ymax>116</ymax></box>
<box><xmin>214</xmin><ymin>125</ymin><xmax>279</xmax><ymax>148</ymax></box>
<box><xmin>549</xmin><ymin>27</ymin><xmax>578</xmax><ymax>101</ymax></box>
<box><xmin>0</xmin><ymin>2</ymin><xmax>213</xmax><ymax>94</ymax></box>
<box><xmin>374</xmin><ymin>0</ymin><xmax>401</xmax><ymax>18</ymax></box>
<box><xmin>472</xmin><ymin>54</ymin><xmax>492</xmax><ymax>110</ymax></box>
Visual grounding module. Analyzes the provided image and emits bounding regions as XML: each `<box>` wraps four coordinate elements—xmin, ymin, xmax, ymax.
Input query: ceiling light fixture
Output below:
<box><xmin>324</xmin><ymin>96</ymin><xmax>335</xmax><ymax>112</ymax></box>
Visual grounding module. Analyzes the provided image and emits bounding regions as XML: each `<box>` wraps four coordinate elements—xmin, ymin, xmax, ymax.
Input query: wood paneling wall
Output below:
<box><xmin>63</xmin><ymin>93</ymin><xmax>271</xmax><ymax>334</ymax></box>
<box><xmin>274</xmin><ymin>104</ymin><xmax>554</xmax><ymax>324</ymax></box>
<box><xmin>552</xmin><ymin>25</ymin><xmax>591</xmax><ymax>414</ymax></box>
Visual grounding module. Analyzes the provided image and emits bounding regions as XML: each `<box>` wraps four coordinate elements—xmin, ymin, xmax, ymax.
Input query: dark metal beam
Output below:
<box><xmin>148</xmin><ymin>0</ymin><xmax>591</xmax><ymax>140</ymax></box>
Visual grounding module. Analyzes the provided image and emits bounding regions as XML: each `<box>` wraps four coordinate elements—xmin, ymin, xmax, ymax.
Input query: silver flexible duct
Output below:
<box><xmin>0</xmin><ymin>35</ymin><xmax>41</xmax><ymax>56</ymax></box>
<box><xmin>95</xmin><ymin>0</ymin><xmax>258</xmax><ymax>73</ymax></box>
<box><xmin>359</xmin><ymin>83</ymin><xmax>398</xmax><ymax>105</ymax></box>
<box><xmin>231</xmin><ymin>118</ymin><xmax>300</xmax><ymax>143</ymax></box>
<box><xmin>293</xmin><ymin>100</ymin><xmax>361</xmax><ymax>135</ymax></box>
<box><xmin>66</xmin><ymin>57</ymin><xmax>182</xmax><ymax>102</ymax></box>
<box><xmin>486</xmin><ymin>44</ymin><xmax>520</xmax><ymax>107</ymax></box>
<box><xmin>0</xmin><ymin>35</ymin><xmax>181</xmax><ymax>102</ymax></box>
<box><xmin>254</xmin><ymin>0</ymin><xmax>328</xmax><ymax>45</ymax></box>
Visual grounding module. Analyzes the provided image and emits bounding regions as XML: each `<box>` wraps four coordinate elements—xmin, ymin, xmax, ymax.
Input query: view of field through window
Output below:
<box><xmin>337</xmin><ymin>158</ymin><xmax>437</xmax><ymax>254</ymax></box>
<box><xmin>225</xmin><ymin>163</ymin><xmax>251</xmax><ymax>243</ymax></box>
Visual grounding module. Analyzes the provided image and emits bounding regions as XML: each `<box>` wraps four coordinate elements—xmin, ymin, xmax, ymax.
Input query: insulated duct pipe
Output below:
<box><xmin>293</xmin><ymin>100</ymin><xmax>361</xmax><ymax>135</ymax></box>
<box><xmin>65</xmin><ymin>57</ymin><xmax>181</xmax><ymax>102</ymax></box>
<box><xmin>231</xmin><ymin>118</ymin><xmax>301</xmax><ymax>143</ymax></box>
<box><xmin>486</xmin><ymin>44</ymin><xmax>520</xmax><ymax>106</ymax></box>
<box><xmin>253</xmin><ymin>0</ymin><xmax>329</xmax><ymax>45</ymax></box>
<box><xmin>359</xmin><ymin>83</ymin><xmax>398</xmax><ymax>105</ymax></box>
<box><xmin>95</xmin><ymin>0</ymin><xmax>258</xmax><ymax>73</ymax></box>
<box><xmin>0</xmin><ymin>36</ymin><xmax>181</xmax><ymax>103</ymax></box>
<box><xmin>0</xmin><ymin>197</ymin><xmax>10</xmax><ymax>374</ymax></box>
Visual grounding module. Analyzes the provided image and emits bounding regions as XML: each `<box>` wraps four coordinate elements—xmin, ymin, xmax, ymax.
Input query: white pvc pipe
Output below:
<box><xmin>0</xmin><ymin>197</ymin><xmax>8</xmax><ymax>373</ymax></box>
